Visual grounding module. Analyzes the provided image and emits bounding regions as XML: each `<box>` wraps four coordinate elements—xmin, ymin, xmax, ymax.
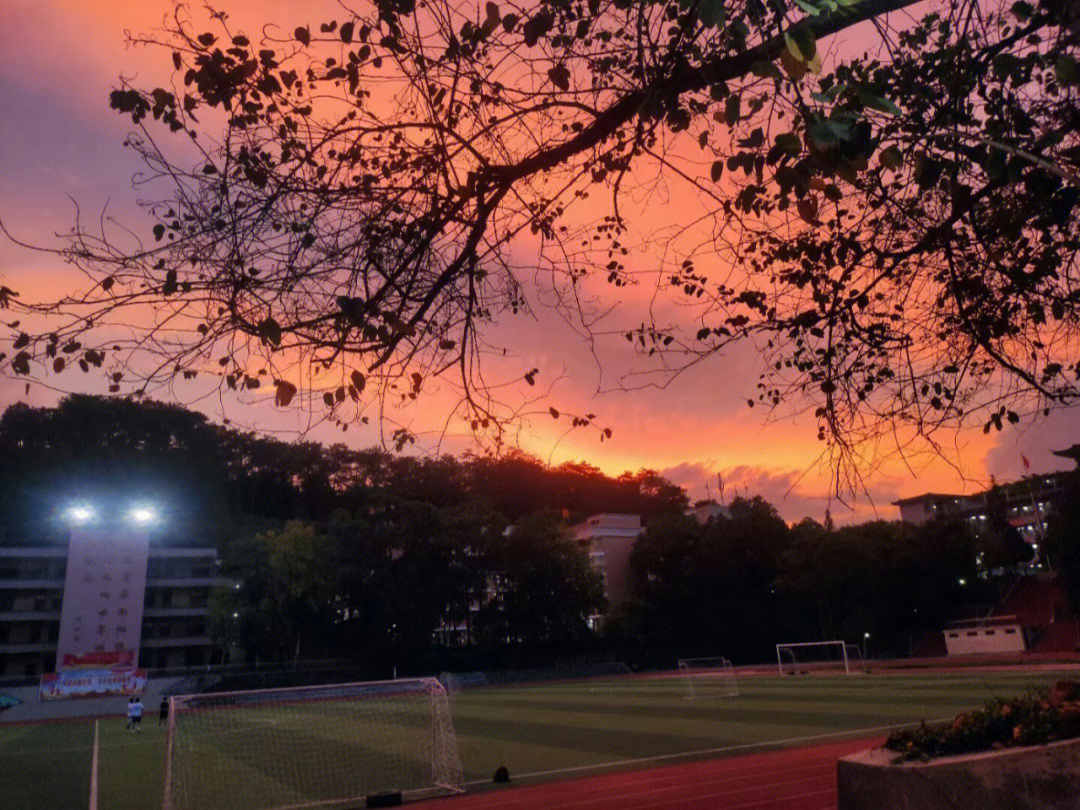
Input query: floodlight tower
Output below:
<box><xmin>54</xmin><ymin>499</ymin><xmax>158</xmax><ymax>673</ymax></box>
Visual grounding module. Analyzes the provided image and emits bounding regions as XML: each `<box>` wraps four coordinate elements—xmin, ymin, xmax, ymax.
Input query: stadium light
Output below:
<box><xmin>66</xmin><ymin>504</ymin><xmax>96</xmax><ymax>524</ymax></box>
<box><xmin>128</xmin><ymin>506</ymin><xmax>159</xmax><ymax>525</ymax></box>
<box><xmin>958</xmin><ymin>578</ymin><xmax>967</xmax><ymax>586</ymax></box>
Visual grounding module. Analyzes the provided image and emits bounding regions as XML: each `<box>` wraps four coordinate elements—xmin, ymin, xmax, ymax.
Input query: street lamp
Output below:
<box><xmin>863</xmin><ymin>632</ymin><xmax>871</xmax><ymax>660</ymax></box>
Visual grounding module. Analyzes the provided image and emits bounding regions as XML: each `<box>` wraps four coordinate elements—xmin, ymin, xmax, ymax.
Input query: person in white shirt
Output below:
<box><xmin>126</xmin><ymin>697</ymin><xmax>145</xmax><ymax>731</ymax></box>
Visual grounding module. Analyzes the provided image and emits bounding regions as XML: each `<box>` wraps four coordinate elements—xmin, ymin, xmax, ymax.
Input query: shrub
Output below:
<box><xmin>886</xmin><ymin>681</ymin><xmax>1080</xmax><ymax>761</ymax></box>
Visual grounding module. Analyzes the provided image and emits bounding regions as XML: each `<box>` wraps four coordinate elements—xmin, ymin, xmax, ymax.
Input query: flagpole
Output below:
<box><xmin>1021</xmin><ymin>454</ymin><xmax>1050</xmax><ymax>570</ymax></box>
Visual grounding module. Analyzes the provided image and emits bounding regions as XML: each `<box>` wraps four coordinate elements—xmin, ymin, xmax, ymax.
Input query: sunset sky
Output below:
<box><xmin>2</xmin><ymin>0</ymin><xmax>1077</xmax><ymax>523</ymax></box>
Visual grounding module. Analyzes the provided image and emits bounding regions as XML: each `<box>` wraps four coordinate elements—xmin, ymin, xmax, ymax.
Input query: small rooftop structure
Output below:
<box><xmin>687</xmin><ymin>501</ymin><xmax>731</xmax><ymax>524</ymax></box>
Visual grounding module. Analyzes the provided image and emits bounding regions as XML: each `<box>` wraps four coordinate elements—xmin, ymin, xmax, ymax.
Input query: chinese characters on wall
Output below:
<box><xmin>56</xmin><ymin>528</ymin><xmax>150</xmax><ymax>670</ymax></box>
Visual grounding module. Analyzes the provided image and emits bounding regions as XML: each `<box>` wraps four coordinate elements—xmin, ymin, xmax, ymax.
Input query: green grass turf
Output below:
<box><xmin>1</xmin><ymin>668</ymin><xmax>1076</xmax><ymax>810</ymax></box>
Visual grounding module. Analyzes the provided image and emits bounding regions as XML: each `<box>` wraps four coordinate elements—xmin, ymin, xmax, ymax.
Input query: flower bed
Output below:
<box><xmin>885</xmin><ymin>680</ymin><xmax>1080</xmax><ymax>761</ymax></box>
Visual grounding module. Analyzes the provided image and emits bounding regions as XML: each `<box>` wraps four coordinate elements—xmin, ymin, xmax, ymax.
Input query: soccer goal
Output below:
<box><xmin>776</xmin><ymin>641</ymin><xmax>867</xmax><ymax>675</ymax></box>
<box><xmin>677</xmin><ymin>657</ymin><xmax>739</xmax><ymax>699</ymax></box>
<box><xmin>438</xmin><ymin>671</ymin><xmax>488</xmax><ymax>695</ymax></box>
<box><xmin>162</xmin><ymin>678</ymin><xmax>465</xmax><ymax>810</ymax></box>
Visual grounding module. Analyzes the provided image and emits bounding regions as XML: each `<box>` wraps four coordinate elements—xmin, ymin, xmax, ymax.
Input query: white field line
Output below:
<box><xmin>462</xmin><ymin>717</ymin><xmax>950</xmax><ymax>786</ymax></box>
<box><xmin>89</xmin><ymin>720</ymin><xmax>99</xmax><ymax>810</ymax></box>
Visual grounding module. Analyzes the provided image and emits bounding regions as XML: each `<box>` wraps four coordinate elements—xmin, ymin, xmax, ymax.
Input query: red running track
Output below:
<box><xmin>417</xmin><ymin>737</ymin><xmax>883</xmax><ymax>810</ymax></box>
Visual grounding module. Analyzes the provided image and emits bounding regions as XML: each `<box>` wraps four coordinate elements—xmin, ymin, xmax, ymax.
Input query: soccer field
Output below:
<box><xmin>1</xmin><ymin>668</ymin><xmax>1074</xmax><ymax>810</ymax></box>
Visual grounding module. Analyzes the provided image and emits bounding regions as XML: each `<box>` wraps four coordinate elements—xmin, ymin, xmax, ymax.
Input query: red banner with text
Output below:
<box><xmin>61</xmin><ymin>650</ymin><xmax>136</xmax><ymax>669</ymax></box>
<box><xmin>39</xmin><ymin>668</ymin><xmax>147</xmax><ymax>700</ymax></box>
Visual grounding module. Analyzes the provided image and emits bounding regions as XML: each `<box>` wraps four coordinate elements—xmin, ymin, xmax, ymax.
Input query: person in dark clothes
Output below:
<box><xmin>159</xmin><ymin>696</ymin><xmax>170</xmax><ymax>727</ymax></box>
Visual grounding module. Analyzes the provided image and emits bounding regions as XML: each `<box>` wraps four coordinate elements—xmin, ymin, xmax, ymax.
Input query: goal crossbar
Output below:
<box><xmin>162</xmin><ymin>677</ymin><xmax>464</xmax><ymax>810</ymax></box>
<box><xmin>776</xmin><ymin>641</ymin><xmax>863</xmax><ymax>675</ymax></box>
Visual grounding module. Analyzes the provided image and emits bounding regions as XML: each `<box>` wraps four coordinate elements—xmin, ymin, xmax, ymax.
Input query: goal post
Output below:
<box><xmin>776</xmin><ymin>641</ymin><xmax>865</xmax><ymax>675</ymax></box>
<box><xmin>677</xmin><ymin>657</ymin><xmax>739</xmax><ymax>699</ymax></box>
<box><xmin>844</xmin><ymin>643</ymin><xmax>867</xmax><ymax>673</ymax></box>
<box><xmin>162</xmin><ymin>678</ymin><xmax>465</xmax><ymax>810</ymax></box>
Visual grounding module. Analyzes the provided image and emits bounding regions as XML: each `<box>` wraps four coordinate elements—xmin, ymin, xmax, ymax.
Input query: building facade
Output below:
<box><xmin>569</xmin><ymin>513</ymin><xmax>643</xmax><ymax>615</ymax></box>
<box><xmin>892</xmin><ymin>470</ymin><xmax>1072</xmax><ymax>546</ymax></box>
<box><xmin>0</xmin><ymin>543</ymin><xmax>219</xmax><ymax>678</ymax></box>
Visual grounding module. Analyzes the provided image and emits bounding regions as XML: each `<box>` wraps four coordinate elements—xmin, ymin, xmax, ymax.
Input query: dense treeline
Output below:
<box><xmin>210</xmin><ymin>508</ymin><xmax>607</xmax><ymax>674</ymax></box>
<box><xmin>623</xmin><ymin>502</ymin><xmax>982</xmax><ymax>665</ymax></box>
<box><xmin>0</xmin><ymin>396</ymin><xmax>1012</xmax><ymax>671</ymax></box>
<box><xmin>0</xmin><ymin>395</ymin><xmax>687</xmax><ymax>539</ymax></box>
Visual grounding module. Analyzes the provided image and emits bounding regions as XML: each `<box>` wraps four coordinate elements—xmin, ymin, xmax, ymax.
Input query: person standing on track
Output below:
<box><xmin>159</xmin><ymin>696</ymin><xmax>169</xmax><ymax>727</ymax></box>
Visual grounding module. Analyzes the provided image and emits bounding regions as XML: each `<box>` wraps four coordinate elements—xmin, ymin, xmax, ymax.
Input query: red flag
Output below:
<box><xmin>1021</xmin><ymin>453</ymin><xmax>1031</xmax><ymax>471</ymax></box>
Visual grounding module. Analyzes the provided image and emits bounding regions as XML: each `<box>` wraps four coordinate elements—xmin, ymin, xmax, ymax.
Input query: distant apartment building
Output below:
<box><xmin>0</xmin><ymin>543</ymin><xmax>220</xmax><ymax>678</ymax></box>
<box><xmin>892</xmin><ymin>467</ymin><xmax>1074</xmax><ymax>549</ymax></box>
<box><xmin>569</xmin><ymin>513</ymin><xmax>643</xmax><ymax>615</ymax></box>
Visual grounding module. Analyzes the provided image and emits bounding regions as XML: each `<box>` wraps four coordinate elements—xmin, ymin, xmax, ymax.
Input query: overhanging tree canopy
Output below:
<box><xmin>2</xmin><ymin>0</ymin><xmax>1078</xmax><ymax>489</ymax></box>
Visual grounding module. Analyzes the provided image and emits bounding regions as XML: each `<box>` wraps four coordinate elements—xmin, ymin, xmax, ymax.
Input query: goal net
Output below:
<box><xmin>163</xmin><ymin>678</ymin><xmax>464</xmax><ymax>810</ymax></box>
<box><xmin>776</xmin><ymin>641</ymin><xmax>866</xmax><ymax>675</ymax></box>
<box><xmin>438</xmin><ymin>671</ymin><xmax>488</xmax><ymax>695</ymax></box>
<box><xmin>677</xmin><ymin>657</ymin><xmax>739</xmax><ymax>699</ymax></box>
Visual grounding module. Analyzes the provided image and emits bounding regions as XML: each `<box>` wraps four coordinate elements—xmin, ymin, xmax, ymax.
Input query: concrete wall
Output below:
<box><xmin>944</xmin><ymin>624</ymin><xmax>1026</xmax><ymax>655</ymax></box>
<box><xmin>838</xmin><ymin>739</ymin><xmax>1080</xmax><ymax>810</ymax></box>
<box><xmin>0</xmin><ymin>676</ymin><xmax>185</xmax><ymax>724</ymax></box>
